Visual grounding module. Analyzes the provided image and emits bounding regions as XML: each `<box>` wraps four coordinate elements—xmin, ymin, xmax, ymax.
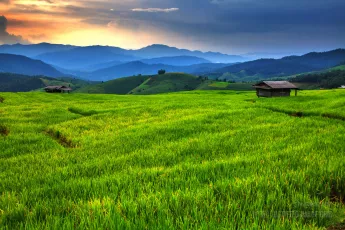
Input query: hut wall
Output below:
<box><xmin>256</xmin><ymin>89</ymin><xmax>291</xmax><ymax>97</ymax></box>
<box><xmin>271</xmin><ymin>89</ymin><xmax>291</xmax><ymax>97</ymax></box>
<box><xmin>256</xmin><ymin>89</ymin><xmax>272</xmax><ymax>97</ymax></box>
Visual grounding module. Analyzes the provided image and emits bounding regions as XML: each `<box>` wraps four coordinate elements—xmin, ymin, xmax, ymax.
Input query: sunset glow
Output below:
<box><xmin>1</xmin><ymin>0</ymin><xmax>345</xmax><ymax>53</ymax></box>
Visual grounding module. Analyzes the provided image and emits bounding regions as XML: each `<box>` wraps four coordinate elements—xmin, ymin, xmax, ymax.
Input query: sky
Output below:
<box><xmin>0</xmin><ymin>0</ymin><xmax>345</xmax><ymax>55</ymax></box>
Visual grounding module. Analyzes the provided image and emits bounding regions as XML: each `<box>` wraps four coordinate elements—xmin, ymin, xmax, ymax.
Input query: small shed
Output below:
<box><xmin>44</xmin><ymin>86</ymin><xmax>72</xmax><ymax>93</ymax></box>
<box><xmin>252</xmin><ymin>81</ymin><xmax>298</xmax><ymax>97</ymax></box>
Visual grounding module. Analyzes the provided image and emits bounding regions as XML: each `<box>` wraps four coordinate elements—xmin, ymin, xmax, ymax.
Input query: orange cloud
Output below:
<box><xmin>0</xmin><ymin>0</ymin><xmax>186</xmax><ymax>48</ymax></box>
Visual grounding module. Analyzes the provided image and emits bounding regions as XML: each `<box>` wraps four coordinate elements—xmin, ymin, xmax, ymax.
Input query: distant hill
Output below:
<box><xmin>0</xmin><ymin>43</ymin><xmax>245</xmax><ymax>72</ymax></box>
<box><xmin>76</xmin><ymin>73</ymin><xmax>254</xmax><ymax>95</ymax></box>
<box><xmin>0</xmin><ymin>72</ymin><xmax>92</xmax><ymax>92</ymax></box>
<box><xmin>81</xmin><ymin>60</ymin><xmax>123</xmax><ymax>72</ymax></box>
<box><xmin>77</xmin><ymin>56</ymin><xmax>212</xmax><ymax>73</ymax></box>
<box><xmin>0</xmin><ymin>54</ymin><xmax>65</xmax><ymax>77</ymax></box>
<box><xmin>182</xmin><ymin>63</ymin><xmax>231</xmax><ymax>75</ymax></box>
<box><xmin>291</xmin><ymin>69</ymin><xmax>345</xmax><ymax>89</ymax></box>
<box><xmin>329</xmin><ymin>64</ymin><xmax>345</xmax><ymax>71</ymax></box>
<box><xmin>140</xmin><ymin>56</ymin><xmax>211</xmax><ymax>66</ymax></box>
<box><xmin>0</xmin><ymin>43</ymin><xmax>74</xmax><ymax>57</ymax></box>
<box><xmin>86</xmin><ymin>61</ymin><xmax>232</xmax><ymax>81</ymax></box>
<box><xmin>78</xmin><ymin>73</ymin><xmax>203</xmax><ymax>95</ymax></box>
<box><xmin>88</xmin><ymin>61</ymin><xmax>178</xmax><ymax>81</ymax></box>
<box><xmin>130</xmin><ymin>44</ymin><xmax>247</xmax><ymax>63</ymax></box>
<box><xmin>196</xmin><ymin>81</ymin><xmax>254</xmax><ymax>91</ymax></box>
<box><xmin>209</xmin><ymin>49</ymin><xmax>345</xmax><ymax>81</ymax></box>
<box><xmin>0</xmin><ymin>73</ymin><xmax>47</xmax><ymax>92</ymax></box>
<box><xmin>129</xmin><ymin>73</ymin><xmax>203</xmax><ymax>95</ymax></box>
<box><xmin>35</xmin><ymin>46</ymin><xmax>138</xmax><ymax>70</ymax></box>
<box><xmin>76</xmin><ymin>75</ymin><xmax>151</xmax><ymax>94</ymax></box>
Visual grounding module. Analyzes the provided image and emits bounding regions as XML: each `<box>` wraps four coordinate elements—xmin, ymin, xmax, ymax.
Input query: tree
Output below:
<box><xmin>158</xmin><ymin>69</ymin><xmax>166</xmax><ymax>75</ymax></box>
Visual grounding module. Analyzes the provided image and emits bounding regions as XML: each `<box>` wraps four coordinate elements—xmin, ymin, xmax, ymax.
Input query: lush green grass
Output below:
<box><xmin>76</xmin><ymin>75</ymin><xmax>150</xmax><ymax>94</ymax></box>
<box><xmin>76</xmin><ymin>73</ymin><xmax>201</xmax><ymax>95</ymax></box>
<box><xmin>129</xmin><ymin>73</ymin><xmax>202</xmax><ymax>95</ymax></box>
<box><xmin>198</xmin><ymin>81</ymin><xmax>254</xmax><ymax>91</ymax></box>
<box><xmin>0</xmin><ymin>90</ymin><xmax>345</xmax><ymax>229</ymax></box>
<box><xmin>217</xmin><ymin>71</ymin><xmax>266</xmax><ymax>82</ymax></box>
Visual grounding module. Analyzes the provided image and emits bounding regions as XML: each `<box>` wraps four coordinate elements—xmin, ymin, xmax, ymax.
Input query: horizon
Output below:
<box><xmin>1</xmin><ymin>0</ymin><xmax>345</xmax><ymax>55</ymax></box>
<box><xmin>1</xmin><ymin>41</ymin><xmax>344</xmax><ymax>58</ymax></box>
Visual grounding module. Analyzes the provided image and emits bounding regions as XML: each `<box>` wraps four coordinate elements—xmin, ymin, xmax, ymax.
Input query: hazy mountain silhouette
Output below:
<box><xmin>0</xmin><ymin>43</ymin><xmax>247</xmax><ymax>71</ymax></box>
<box><xmin>140</xmin><ymin>56</ymin><xmax>211</xmax><ymax>66</ymax></box>
<box><xmin>35</xmin><ymin>46</ymin><xmax>138</xmax><ymax>70</ymax></box>
<box><xmin>0</xmin><ymin>54</ymin><xmax>65</xmax><ymax>77</ymax></box>
<box><xmin>0</xmin><ymin>43</ymin><xmax>75</xmax><ymax>57</ymax></box>
<box><xmin>130</xmin><ymin>44</ymin><xmax>247</xmax><ymax>63</ymax></box>
<box><xmin>86</xmin><ymin>61</ymin><xmax>231</xmax><ymax>81</ymax></box>
<box><xmin>210</xmin><ymin>49</ymin><xmax>345</xmax><ymax>80</ymax></box>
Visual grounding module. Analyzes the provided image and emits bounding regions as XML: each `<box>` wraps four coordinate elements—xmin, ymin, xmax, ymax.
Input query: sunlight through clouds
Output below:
<box><xmin>0</xmin><ymin>0</ymin><xmax>344</xmax><ymax>53</ymax></box>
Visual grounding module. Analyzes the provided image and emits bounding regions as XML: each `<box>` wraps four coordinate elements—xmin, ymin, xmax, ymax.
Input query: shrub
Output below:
<box><xmin>0</xmin><ymin>124</ymin><xmax>9</xmax><ymax>136</ymax></box>
<box><xmin>158</xmin><ymin>69</ymin><xmax>166</xmax><ymax>75</ymax></box>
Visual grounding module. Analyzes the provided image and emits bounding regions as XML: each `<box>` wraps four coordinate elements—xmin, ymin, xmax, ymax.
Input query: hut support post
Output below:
<box><xmin>295</xmin><ymin>89</ymin><xmax>298</xmax><ymax>96</ymax></box>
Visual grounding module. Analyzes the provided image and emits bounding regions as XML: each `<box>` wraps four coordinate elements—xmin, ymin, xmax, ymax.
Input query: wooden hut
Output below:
<box><xmin>44</xmin><ymin>86</ymin><xmax>72</xmax><ymax>93</ymax></box>
<box><xmin>252</xmin><ymin>81</ymin><xmax>298</xmax><ymax>97</ymax></box>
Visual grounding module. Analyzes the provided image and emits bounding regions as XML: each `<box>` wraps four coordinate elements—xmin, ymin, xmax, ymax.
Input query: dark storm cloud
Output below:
<box><xmin>122</xmin><ymin>0</ymin><xmax>345</xmax><ymax>53</ymax></box>
<box><xmin>3</xmin><ymin>0</ymin><xmax>345</xmax><ymax>53</ymax></box>
<box><xmin>0</xmin><ymin>15</ymin><xmax>29</xmax><ymax>44</ymax></box>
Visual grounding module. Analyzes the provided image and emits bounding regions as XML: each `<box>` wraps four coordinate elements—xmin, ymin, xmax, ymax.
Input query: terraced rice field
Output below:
<box><xmin>0</xmin><ymin>90</ymin><xmax>344</xmax><ymax>229</ymax></box>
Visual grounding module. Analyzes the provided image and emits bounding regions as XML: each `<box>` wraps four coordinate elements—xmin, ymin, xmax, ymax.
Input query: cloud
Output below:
<box><xmin>131</xmin><ymin>8</ymin><xmax>179</xmax><ymax>13</ymax></box>
<box><xmin>0</xmin><ymin>15</ymin><xmax>29</xmax><ymax>44</ymax></box>
<box><xmin>1</xmin><ymin>0</ymin><xmax>345</xmax><ymax>53</ymax></box>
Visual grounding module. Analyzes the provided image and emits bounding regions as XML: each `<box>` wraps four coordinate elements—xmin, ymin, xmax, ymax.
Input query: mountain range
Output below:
<box><xmin>0</xmin><ymin>43</ymin><xmax>74</xmax><ymax>57</ymax></box>
<box><xmin>86</xmin><ymin>62</ymin><xmax>230</xmax><ymax>81</ymax></box>
<box><xmin>0</xmin><ymin>43</ymin><xmax>344</xmax><ymax>84</ymax></box>
<box><xmin>0</xmin><ymin>43</ymin><xmax>247</xmax><ymax>71</ymax></box>
<box><xmin>0</xmin><ymin>54</ymin><xmax>65</xmax><ymax>77</ymax></box>
<box><xmin>208</xmin><ymin>49</ymin><xmax>345</xmax><ymax>81</ymax></box>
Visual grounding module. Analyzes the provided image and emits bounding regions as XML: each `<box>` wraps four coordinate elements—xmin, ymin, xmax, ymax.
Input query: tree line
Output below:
<box><xmin>292</xmin><ymin>70</ymin><xmax>345</xmax><ymax>88</ymax></box>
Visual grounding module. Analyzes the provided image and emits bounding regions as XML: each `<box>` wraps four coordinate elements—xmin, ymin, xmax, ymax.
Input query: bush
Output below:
<box><xmin>0</xmin><ymin>96</ymin><xmax>4</xmax><ymax>103</ymax></box>
<box><xmin>158</xmin><ymin>69</ymin><xmax>166</xmax><ymax>75</ymax></box>
<box><xmin>0</xmin><ymin>124</ymin><xmax>9</xmax><ymax>136</ymax></box>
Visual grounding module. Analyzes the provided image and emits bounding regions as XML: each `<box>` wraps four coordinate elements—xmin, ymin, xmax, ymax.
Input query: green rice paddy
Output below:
<box><xmin>0</xmin><ymin>90</ymin><xmax>344</xmax><ymax>229</ymax></box>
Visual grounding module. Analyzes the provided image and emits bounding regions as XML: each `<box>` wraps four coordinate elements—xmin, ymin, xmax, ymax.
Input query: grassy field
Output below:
<box><xmin>197</xmin><ymin>81</ymin><xmax>254</xmax><ymax>91</ymax></box>
<box><xmin>0</xmin><ymin>90</ymin><xmax>345</xmax><ymax>229</ymax></box>
<box><xmin>129</xmin><ymin>73</ymin><xmax>202</xmax><ymax>95</ymax></box>
<box><xmin>76</xmin><ymin>73</ymin><xmax>202</xmax><ymax>95</ymax></box>
<box><xmin>76</xmin><ymin>75</ymin><xmax>150</xmax><ymax>94</ymax></box>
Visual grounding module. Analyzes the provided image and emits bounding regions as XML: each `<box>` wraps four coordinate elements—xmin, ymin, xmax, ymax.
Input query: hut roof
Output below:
<box><xmin>253</xmin><ymin>81</ymin><xmax>298</xmax><ymax>89</ymax></box>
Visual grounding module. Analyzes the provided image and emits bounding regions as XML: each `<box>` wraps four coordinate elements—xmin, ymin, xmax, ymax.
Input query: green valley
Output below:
<box><xmin>76</xmin><ymin>73</ymin><xmax>255</xmax><ymax>95</ymax></box>
<box><xmin>0</xmin><ymin>73</ymin><xmax>93</xmax><ymax>92</ymax></box>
